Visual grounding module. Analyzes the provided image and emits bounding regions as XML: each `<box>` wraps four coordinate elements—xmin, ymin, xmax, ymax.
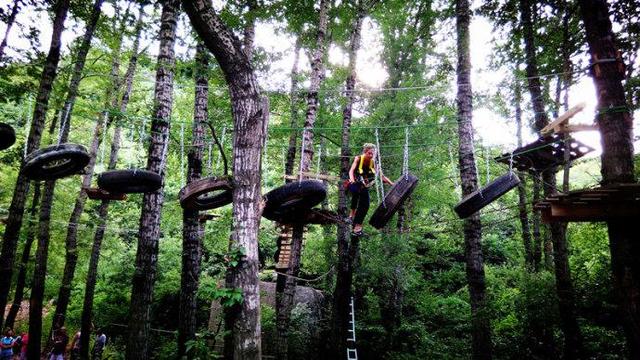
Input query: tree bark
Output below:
<box><xmin>4</xmin><ymin>182</ymin><xmax>40</xmax><ymax>329</ymax></box>
<box><xmin>531</xmin><ymin>173</ymin><xmax>542</xmax><ymax>271</ymax></box>
<box><xmin>284</xmin><ymin>37</ymin><xmax>302</xmax><ymax>180</ymax></box>
<box><xmin>0</xmin><ymin>0</ymin><xmax>21</xmax><ymax>61</ymax></box>
<box><xmin>332</xmin><ymin>2</ymin><xmax>365</xmax><ymax>357</ymax></box>
<box><xmin>0</xmin><ymin>0</ymin><xmax>69</xmax><ymax>335</ymax></box>
<box><xmin>578</xmin><ymin>0</ymin><xmax>638</xmax><ymax>356</ymax></box>
<box><xmin>276</xmin><ymin>2</ymin><xmax>329</xmax><ymax>358</ymax></box>
<box><xmin>125</xmin><ymin>2</ymin><xmax>178</xmax><ymax>359</ymax></box>
<box><xmin>178</xmin><ymin>42</ymin><xmax>209</xmax><ymax>358</ymax></box>
<box><xmin>455</xmin><ymin>0</ymin><xmax>492</xmax><ymax>358</ymax></box>
<box><xmin>45</xmin><ymin>0</ymin><xmax>104</xmax><ymax>339</ymax></box>
<box><xmin>183</xmin><ymin>2</ymin><xmax>268</xmax><ymax>359</ymax></box>
<box><xmin>519</xmin><ymin>0</ymin><xmax>583</xmax><ymax>357</ymax></box>
<box><xmin>242</xmin><ymin>0</ymin><xmax>257</xmax><ymax>62</ymax></box>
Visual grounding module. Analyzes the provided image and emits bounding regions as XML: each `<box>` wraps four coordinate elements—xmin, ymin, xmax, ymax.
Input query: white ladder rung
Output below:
<box><xmin>347</xmin><ymin>348</ymin><xmax>358</xmax><ymax>360</ymax></box>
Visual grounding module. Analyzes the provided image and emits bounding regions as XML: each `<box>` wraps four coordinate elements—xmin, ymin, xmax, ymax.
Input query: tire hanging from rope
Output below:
<box><xmin>178</xmin><ymin>121</ymin><xmax>232</xmax><ymax>211</ymax></box>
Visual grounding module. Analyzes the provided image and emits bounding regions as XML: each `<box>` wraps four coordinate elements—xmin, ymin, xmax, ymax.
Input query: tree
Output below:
<box><xmin>0</xmin><ymin>0</ymin><xmax>21</xmax><ymax>61</ymax></box>
<box><xmin>578</xmin><ymin>0</ymin><xmax>639</xmax><ymax>356</ymax></box>
<box><xmin>183</xmin><ymin>0</ymin><xmax>268</xmax><ymax>358</ymax></box>
<box><xmin>78</xmin><ymin>5</ymin><xmax>145</xmax><ymax>359</ymax></box>
<box><xmin>455</xmin><ymin>0</ymin><xmax>492</xmax><ymax>358</ymax></box>
<box><xmin>3</xmin><ymin>182</ymin><xmax>39</xmax><ymax>329</ymax></box>
<box><xmin>519</xmin><ymin>0</ymin><xmax>583</xmax><ymax>357</ymax></box>
<box><xmin>21</xmin><ymin>0</ymin><xmax>71</xmax><ymax>356</ymax></box>
<box><xmin>124</xmin><ymin>1</ymin><xmax>179</xmax><ymax>358</ymax></box>
<box><xmin>45</xmin><ymin>0</ymin><xmax>104</xmax><ymax>337</ymax></box>
<box><xmin>275</xmin><ymin>1</ymin><xmax>329</xmax><ymax>358</ymax></box>
<box><xmin>178</xmin><ymin>42</ymin><xmax>209</xmax><ymax>358</ymax></box>
<box><xmin>332</xmin><ymin>0</ymin><xmax>366</xmax><ymax>356</ymax></box>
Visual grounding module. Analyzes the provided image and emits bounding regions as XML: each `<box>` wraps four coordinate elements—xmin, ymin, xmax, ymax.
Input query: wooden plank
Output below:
<box><xmin>541</xmin><ymin>102</ymin><xmax>586</xmax><ymax>135</ymax></box>
<box><xmin>284</xmin><ymin>171</ymin><xmax>340</xmax><ymax>182</ymax></box>
<box><xmin>564</xmin><ymin>124</ymin><xmax>598</xmax><ymax>133</ymax></box>
<box><xmin>548</xmin><ymin>202</ymin><xmax>640</xmax><ymax>222</ymax></box>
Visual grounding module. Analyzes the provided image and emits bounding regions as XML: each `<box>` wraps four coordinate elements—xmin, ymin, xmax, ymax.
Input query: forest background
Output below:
<box><xmin>0</xmin><ymin>0</ymin><xmax>638</xmax><ymax>358</ymax></box>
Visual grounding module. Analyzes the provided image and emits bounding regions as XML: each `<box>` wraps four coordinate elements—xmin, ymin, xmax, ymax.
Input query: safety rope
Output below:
<box><xmin>315</xmin><ymin>144</ymin><xmax>321</xmax><ymax>180</ymax></box>
<box><xmin>207</xmin><ymin>141</ymin><xmax>212</xmax><ymax>176</ymax></box>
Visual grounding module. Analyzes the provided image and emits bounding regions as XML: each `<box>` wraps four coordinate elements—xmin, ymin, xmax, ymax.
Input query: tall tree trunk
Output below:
<box><xmin>284</xmin><ymin>37</ymin><xmax>302</xmax><ymax>179</ymax></box>
<box><xmin>0</xmin><ymin>0</ymin><xmax>21</xmax><ymax>61</ymax></box>
<box><xmin>531</xmin><ymin>173</ymin><xmax>542</xmax><ymax>271</ymax></box>
<box><xmin>276</xmin><ymin>2</ymin><xmax>329</xmax><ymax>358</ymax></box>
<box><xmin>455</xmin><ymin>0</ymin><xmax>492</xmax><ymax>358</ymax></box>
<box><xmin>332</xmin><ymin>2</ymin><xmax>365</xmax><ymax>357</ymax></box>
<box><xmin>178</xmin><ymin>42</ymin><xmax>209</xmax><ymax>358</ymax></box>
<box><xmin>519</xmin><ymin>0</ymin><xmax>582</xmax><ymax>357</ymax></box>
<box><xmin>4</xmin><ymin>182</ymin><xmax>40</xmax><ymax>329</ymax></box>
<box><xmin>78</xmin><ymin>9</ymin><xmax>143</xmax><ymax>358</ymax></box>
<box><xmin>183</xmin><ymin>2</ymin><xmax>268</xmax><ymax>358</ymax></box>
<box><xmin>45</xmin><ymin>0</ymin><xmax>104</xmax><ymax>338</ymax></box>
<box><xmin>125</xmin><ymin>2</ymin><xmax>178</xmax><ymax>359</ymax></box>
<box><xmin>514</xmin><ymin>83</ymin><xmax>533</xmax><ymax>269</ymax></box>
<box><xmin>578</xmin><ymin>0</ymin><xmax>639</xmax><ymax>356</ymax></box>
<box><xmin>0</xmin><ymin>0</ymin><xmax>69</xmax><ymax>335</ymax></box>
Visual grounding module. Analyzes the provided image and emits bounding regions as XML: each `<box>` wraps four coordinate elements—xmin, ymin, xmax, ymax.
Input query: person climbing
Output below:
<box><xmin>347</xmin><ymin>143</ymin><xmax>393</xmax><ymax>236</ymax></box>
<box><xmin>0</xmin><ymin>328</ymin><xmax>15</xmax><ymax>360</ymax></box>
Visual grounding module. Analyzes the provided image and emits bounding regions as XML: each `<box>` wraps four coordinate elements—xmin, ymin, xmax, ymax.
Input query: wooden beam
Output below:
<box><xmin>563</xmin><ymin>124</ymin><xmax>598</xmax><ymax>133</ymax></box>
<box><xmin>548</xmin><ymin>202</ymin><xmax>640</xmax><ymax>222</ymax></box>
<box><xmin>541</xmin><ymin>102</ymin><xmax>586</xmax><ymax>135</ymax></box>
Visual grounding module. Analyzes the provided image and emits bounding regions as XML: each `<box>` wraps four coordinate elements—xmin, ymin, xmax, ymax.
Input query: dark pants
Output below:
<box><xmin>349</xmin><ymin>183</ymin><xmax>370</xmax><ymax>225</ymax></box>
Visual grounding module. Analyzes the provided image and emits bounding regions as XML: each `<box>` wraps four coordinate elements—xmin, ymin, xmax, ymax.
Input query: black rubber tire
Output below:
<box><xmin>179</xmin><ymin>176</ymin><xmax>233</xmax><ymax>210</ymax></box>
<box><xmin>0</xmin><ymin>123</ymin><xmax>16</xmax><ymax>151</ymax></box>
<box><xmin>454</xmin><ymin>171</ymin><xmax>521</xmax><ymax>218</ymax></box>
<box><xmin>262</xmin><ymin>180</ymin><xmax>327</xmax><ymax>222</ymax></box>
<box><xmin>97</xmin><ymin>169</ymin><xmax>162</xmax><ymax>194</ymax></box>
<box><xmin>369</xmin><ymin>174</ymin><xmax>419</xmax><ymax>229</ymax></box>
<box><xmin>22</xmin><ymin>143</ymin><xmax>90</xmax><ymax>181</ymax></box>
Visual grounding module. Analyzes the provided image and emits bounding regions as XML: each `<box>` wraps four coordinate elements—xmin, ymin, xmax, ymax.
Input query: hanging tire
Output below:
<box><xmin>454</xmin><ymin>171</ymin><xmax>521</xmax><ymax>218</ymax></box>
<box><xmin>262</xmin><ymin>180</ymin><xmax>327</xmax><ymax>222</ymax></box>
<box><xmin>97</xmin><ymin>169</ymin><xmax>162</xmax><ymax>194</ymax></box>
<box><xmin>179</xmin><ymin>176</ymin><xmax>233</xmax><ymax>210</ymax></box>
<box><xmin>22</xmin><ymin>143</ymin><xmax>90</xmax><ymax>181</ymax></box>
<box><xmin>0</xmin><ymin>123</ymin><xmax>16</xmax><ymax>151</ymax></box>
<box><xmin>369</xmin><ymin>174</ymin><xmax>419</xmax><ymax>229</ymax></box>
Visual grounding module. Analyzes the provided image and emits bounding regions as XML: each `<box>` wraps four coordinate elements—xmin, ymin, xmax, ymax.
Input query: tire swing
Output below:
<box><xmin>179</xmin><ymin>122</ymin><xmax>233</xmax><ymax>210</ymax></box>
<box><xmin>23</xmin><ymin>143</ymin><xmax>90</xmax><ymax>181</ymax></box>
<box><xmin>97</xmin><ymin>122</ymin><xmax>161</xmax><ymax>194</ymax></box>
<box><xmin>0</xmin><ymin>123</ymin><xmax>16</xmax><ymax>151</ymax></box>
<box><xmin>369</xmin><ymin>128</ymin><xmax>419</xmax><ymax>229</ymax></box>
<box><xmin>262</xmin><ymin>180</ymin><xmax>327</xmax><ymax>223</ymax></box>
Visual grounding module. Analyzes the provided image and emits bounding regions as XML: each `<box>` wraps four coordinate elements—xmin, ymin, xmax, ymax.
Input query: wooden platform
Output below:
<box><xmin>495</xmin><ymin>135</ymin><xmax>594</xmax><ymax>173</ymax></box>
<box><xmin>534</xmin><ymin>184</ymin><xmax>640</xmax><ymax>222</ymax></box>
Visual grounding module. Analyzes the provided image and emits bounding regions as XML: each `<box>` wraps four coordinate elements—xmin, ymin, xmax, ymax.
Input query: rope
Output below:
<box><xmin>22</xmin><ymin>97</ymin><xmax>32</xmax><ymax>158</ymax></box>
<box><xmin>58</xmin><ymin>102</ymin><xmax>71</xmax><ymax>145</ymax></box>
<box><xmin>298</xmin><ymin>128</ymin><xmax>307</xmax><ymax>182</ymax></box>
<box><xmin>98</xmin><ymin>112</ymin><xmax>108</xmax><ymax>169</ymax></box>
<box><xmin>207</xmin><ymin>141</ymin><xmax>212</xmax><ymax>176</ymax></box>
<box><xmin>403</xmin><ymin>127</ymin><xmax>409</xmax><ymax>180</ymax></box>
<box><xmin>315</xmin><ymin>144</ymin><xmax>321</xmax><ymax>180</ymax></box>
<box><xmin>214</xmin><ymin>126</ymin><xmax>226</xmax><ymax>173</ymax></box>
<box><xmin>374</xmin><ymin>128</ymin><xmax>386</xmax><ymax>206</ymax></box>
<box><xmin>180</xmin><ymin>122</ymin><xmax>185</xmax><ymax>187</ymax></box>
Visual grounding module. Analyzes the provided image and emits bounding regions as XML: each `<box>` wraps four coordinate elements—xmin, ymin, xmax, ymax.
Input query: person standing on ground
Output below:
<box><xmin>91</xmin><ymin>329</ymin><xmax>106</xmax><ymax>360</ymax></box>
<box><xmin>69</xmin><ymin>330</ymin><xmax>81</xmax><ymax>360</ymax></box>
<box><xmin>347</xmin><ymin>143</ymin><xmax>393</xmax><ymax>236</ymax></box>
<box><xmin>17</xmin><ymin>333</ymin><xmax>27</xmax><ymax>360</ymax></box>
<box><xmin>49</xmin><ymin>327</ymin><xmax>68</xmax><ymax>360</ymax></box>
<box><xmin>0</xmin><ymin>328</ymin><xmax>15</xmax><ymax>360</ymax></box>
